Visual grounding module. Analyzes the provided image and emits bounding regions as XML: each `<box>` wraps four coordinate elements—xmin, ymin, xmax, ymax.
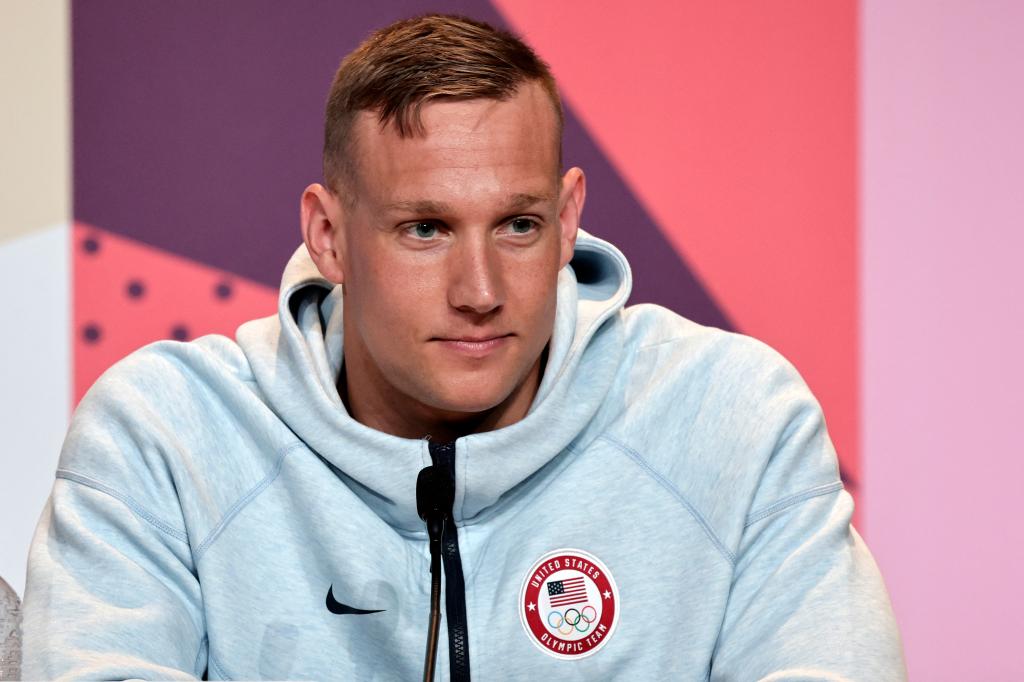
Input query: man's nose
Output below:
<box><xmin>448</xmin><ymin>235</ymin><xmax>504</xmax><ymax>315</ymax></box>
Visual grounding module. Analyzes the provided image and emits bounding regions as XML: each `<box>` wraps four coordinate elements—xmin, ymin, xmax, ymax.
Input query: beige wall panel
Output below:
<box><xmin>0</xmin><ymin>0</ymin><xmax>70</xmax><ymax>243</ymax></box>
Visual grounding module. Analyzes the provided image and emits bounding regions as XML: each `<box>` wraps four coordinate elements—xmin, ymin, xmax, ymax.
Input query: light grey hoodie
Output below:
<box><xmin>23</xmin><ymin>231</ymin><xmax>906</xmax><ymax>680</ymax></box>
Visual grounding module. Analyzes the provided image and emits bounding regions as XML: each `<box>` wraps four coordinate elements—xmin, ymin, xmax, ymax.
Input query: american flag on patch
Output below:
<box><xmin>547</xmin><ymin>577</ymin><xmax>589</xmax><ymax>608</ymax></box>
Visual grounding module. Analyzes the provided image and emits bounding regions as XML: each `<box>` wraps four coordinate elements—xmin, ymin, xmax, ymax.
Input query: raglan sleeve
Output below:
<box><xmin>709</xmin><ymin>351</ymin><xmax>907</xmax><ymax>681</ymax></box>
<box><xmin>21</xmin><ymin>364</ymin><xmax>207</xmax><ymax>680</ymax></box>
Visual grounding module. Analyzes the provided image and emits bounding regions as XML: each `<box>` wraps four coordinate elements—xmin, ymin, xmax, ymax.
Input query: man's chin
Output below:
<box><xmin>403</xmin><ymin>356</ymin><xmax>543</xmax><ymax>430</ymax></box>
<box><xmin>424</xmin><ymin>393</ymin><xmax>511</xmax><ymax>419</ymax></box>
<box><xmin>417</xmin><ymin>378</ymin><xmax>525</xmax><ymax>422</ymax></box>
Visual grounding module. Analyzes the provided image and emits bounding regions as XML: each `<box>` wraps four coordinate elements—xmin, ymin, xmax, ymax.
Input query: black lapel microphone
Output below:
<box><xmin>416</xmin><ymin>464</ymin><xmax>452</xmax><ymax>682</ymax></box>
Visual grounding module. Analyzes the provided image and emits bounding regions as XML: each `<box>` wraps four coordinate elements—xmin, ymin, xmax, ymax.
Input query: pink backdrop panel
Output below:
<box><xmin>73</xmin><ymin>223</ymin><xmax>277</xmax><ymax>402</ymax></box>
<box><xmin>862</xmin><ymin>0</ymin><xmax>1024</xmax><ymax>678</ymax></box>
<box><xmin>496</xmin><ymin>0</ymin><xmax>860</xmax><ymax>503</ymax></box>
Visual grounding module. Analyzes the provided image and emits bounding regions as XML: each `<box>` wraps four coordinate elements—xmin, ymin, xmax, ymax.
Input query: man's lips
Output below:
<box><xmin>432</xmin><ymin>334</ymin><xmax>513</xmax><ymax>357</ymax></box>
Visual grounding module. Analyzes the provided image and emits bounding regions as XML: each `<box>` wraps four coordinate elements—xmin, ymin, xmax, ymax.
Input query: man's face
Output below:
<box><xmin>326</xmin><ymin>82</ymin><xmax>581</xmax><ymax>424</ymax></box>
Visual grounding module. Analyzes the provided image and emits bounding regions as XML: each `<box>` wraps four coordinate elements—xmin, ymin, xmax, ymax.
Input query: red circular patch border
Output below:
<box><xmin>519</xmin><ymin>548</ymin><xmax>619</xmax><ymax>659</ymax></box>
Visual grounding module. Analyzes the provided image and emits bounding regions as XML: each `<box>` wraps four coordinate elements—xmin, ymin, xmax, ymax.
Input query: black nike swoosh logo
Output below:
<box><xmin>325</xmin><ymin>585</ymin><xmax>385</xmax><ymax>615</ymax></box>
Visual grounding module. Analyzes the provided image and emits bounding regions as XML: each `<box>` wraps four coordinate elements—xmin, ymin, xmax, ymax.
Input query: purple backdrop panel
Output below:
<box><xmin>73</xmin><ymin>0</ymin><xmax>728</xmax><ymax>327</ymax></box>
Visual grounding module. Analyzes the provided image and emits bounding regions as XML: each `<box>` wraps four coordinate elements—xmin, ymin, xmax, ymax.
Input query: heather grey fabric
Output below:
<box><xmin>23</xmin><ymin>231</ymin><xmax>905</xmax><ymax>680</ymax></box>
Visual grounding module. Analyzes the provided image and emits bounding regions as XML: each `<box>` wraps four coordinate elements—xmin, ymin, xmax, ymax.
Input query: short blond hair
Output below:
<box><xmin>322</xmin><ymin>14</ymin><xmax>563</xmax><ymax>192</ymax></box>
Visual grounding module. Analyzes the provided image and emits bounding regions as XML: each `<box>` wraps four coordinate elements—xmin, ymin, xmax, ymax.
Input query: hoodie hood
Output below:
<box><xmin>236</xmin><ymin>229</ymin><xmax>631</xmax><ymax>530</ymax></box>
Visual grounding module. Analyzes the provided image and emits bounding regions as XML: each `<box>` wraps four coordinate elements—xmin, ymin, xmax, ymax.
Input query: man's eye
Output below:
<box><xmin>409</xmin><ymin>222</ymin><xmax>438</xmax><ymax>239</ymax></box>
<box><xmin>509</xmin><ymin>218</ymin><xmax>536</xmax><ymax>234</ymax></box>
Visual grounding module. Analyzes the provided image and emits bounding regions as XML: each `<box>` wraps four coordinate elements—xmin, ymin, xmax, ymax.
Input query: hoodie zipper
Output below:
<box><xmin>428</xmin><ymin>440</ymin><xmax>471</xmax><ymax>681</ymax></box>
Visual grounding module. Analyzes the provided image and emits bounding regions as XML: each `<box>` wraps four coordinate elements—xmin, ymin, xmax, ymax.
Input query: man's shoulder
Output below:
<box><xmin>73</xmin><ymin>333</ymin><xmax>269</xmax><ymax>435</ymax></box>
<box><xmin>67</xmin><ymin>330</ymin><xmax>289</xmax><ymax>463</ymax></box>
<box><xmin>619</xmin><ymin>302</ymin><xmax>796</xmax><ymax>386</ymax></box>
<box><xmin>613</xmin><ymin>302</ymin><xmax>828</xmax><ymax>463</ymax></box>
<box><xmin>88</xmin><ymin>333</ymin><xmax>255</xmax><ymax>393</ymax></box>
<box><xmin>56</xmin><ymin>333</ymin><xmax>296</xmax><ymax>543</ymax></box>
<box><xmin>612</xmin><ymin>304</ymin><xmax>814</xmax><ymax>448</ymax></box>
<box><xmin>603</xmin><ymin>303</ymin><xmax>840</xmax><ymax>554</ymax></box>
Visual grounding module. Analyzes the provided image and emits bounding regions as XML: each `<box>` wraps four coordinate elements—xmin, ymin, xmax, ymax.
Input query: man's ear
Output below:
<box><xmin>300</xmin><ymin>183</ymin><xmax>346</xmax><ymax>284</ymax></box>
<box><xmin>557</xmin><ymin>167</ymin><xmax>586</xmax><ymax>269</ymax></box>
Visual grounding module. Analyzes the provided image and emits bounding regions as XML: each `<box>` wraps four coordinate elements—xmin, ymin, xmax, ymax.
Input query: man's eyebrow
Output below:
<box><xmin>383</xmin><ymin>192</ymin><xmax>555</xmax><ymax>215</ymax></box>
<box><xmin>505</xmin><ymin>192</ymin><xmax>555</xmax><ymax>211</ymax></box>
<box><xmin>383</xmin><ymin>199</ymin><xmax>452</xmax><ymax>214</ymax></box>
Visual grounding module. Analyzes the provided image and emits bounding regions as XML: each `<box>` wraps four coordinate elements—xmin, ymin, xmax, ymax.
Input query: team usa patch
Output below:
<box><xmin>520</xmin><ymin>548</ymin><xmax>619</xmax><ymax>659</ymax></box>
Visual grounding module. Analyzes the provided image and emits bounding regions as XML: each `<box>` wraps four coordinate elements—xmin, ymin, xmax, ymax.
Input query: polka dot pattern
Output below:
<box><xmin>73</xmin><ymin>223</ymin><xmax>277</xmax><ymax>403</ymax></box>
<box><xmin>126</xmin><ymin>279</ymin><xmax>146</xmax><ymax>298</ymax></box>
<box><xmin>82</xmin><ymin>323</ymin><xmax>102</xmax><ymax>343</ymax></box>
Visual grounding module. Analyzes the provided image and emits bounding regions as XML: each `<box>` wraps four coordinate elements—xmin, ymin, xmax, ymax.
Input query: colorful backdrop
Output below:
<box><xmin>2</xmin><ymin>1</ymin><xmax>1021</xmax><ymax>678</ymax></box>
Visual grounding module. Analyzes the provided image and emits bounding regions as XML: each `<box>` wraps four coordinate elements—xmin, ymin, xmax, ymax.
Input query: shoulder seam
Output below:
<box><xmin>56</xmin><ymin>469</ymin><xmax>190</xmax><ymax>544</ymax></box>
<box><xmin>637</xmin><ymin>336</ymin><xmax>689</xmax><ymax>352</ymax></box>
<box><xmin>193</xmin><ymin>441</ymin><xmax>306</xmax><ymax>563</ymax></box>
<box><xmin>598</xmin><ymin>435</ymin><xmax>737</xmax><ymax>567</ymax></box>
<box><xmin>744</xmin><ymin>481</ymin><xmax>844</xmax><ymax>528</ymax></box>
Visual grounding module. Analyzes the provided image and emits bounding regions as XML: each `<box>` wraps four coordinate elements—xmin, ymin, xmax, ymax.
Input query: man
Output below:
<box><xmin>23</xmin><ymin>14</ymin><xmax>905</xmax><ymax>680</ymax></box>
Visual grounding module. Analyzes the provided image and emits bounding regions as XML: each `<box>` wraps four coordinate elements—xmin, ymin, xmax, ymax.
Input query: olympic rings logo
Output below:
<box><xmin>546</xmin><ymin>605</ymin><xmax>598</xmax><ymax>636</ymax></box>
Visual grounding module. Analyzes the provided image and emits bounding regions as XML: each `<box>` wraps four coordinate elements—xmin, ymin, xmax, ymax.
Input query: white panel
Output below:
<box><xmin>0</xmin><ymin>224</ymin><xmax>71</xmax><ymax>598</ymax></box>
